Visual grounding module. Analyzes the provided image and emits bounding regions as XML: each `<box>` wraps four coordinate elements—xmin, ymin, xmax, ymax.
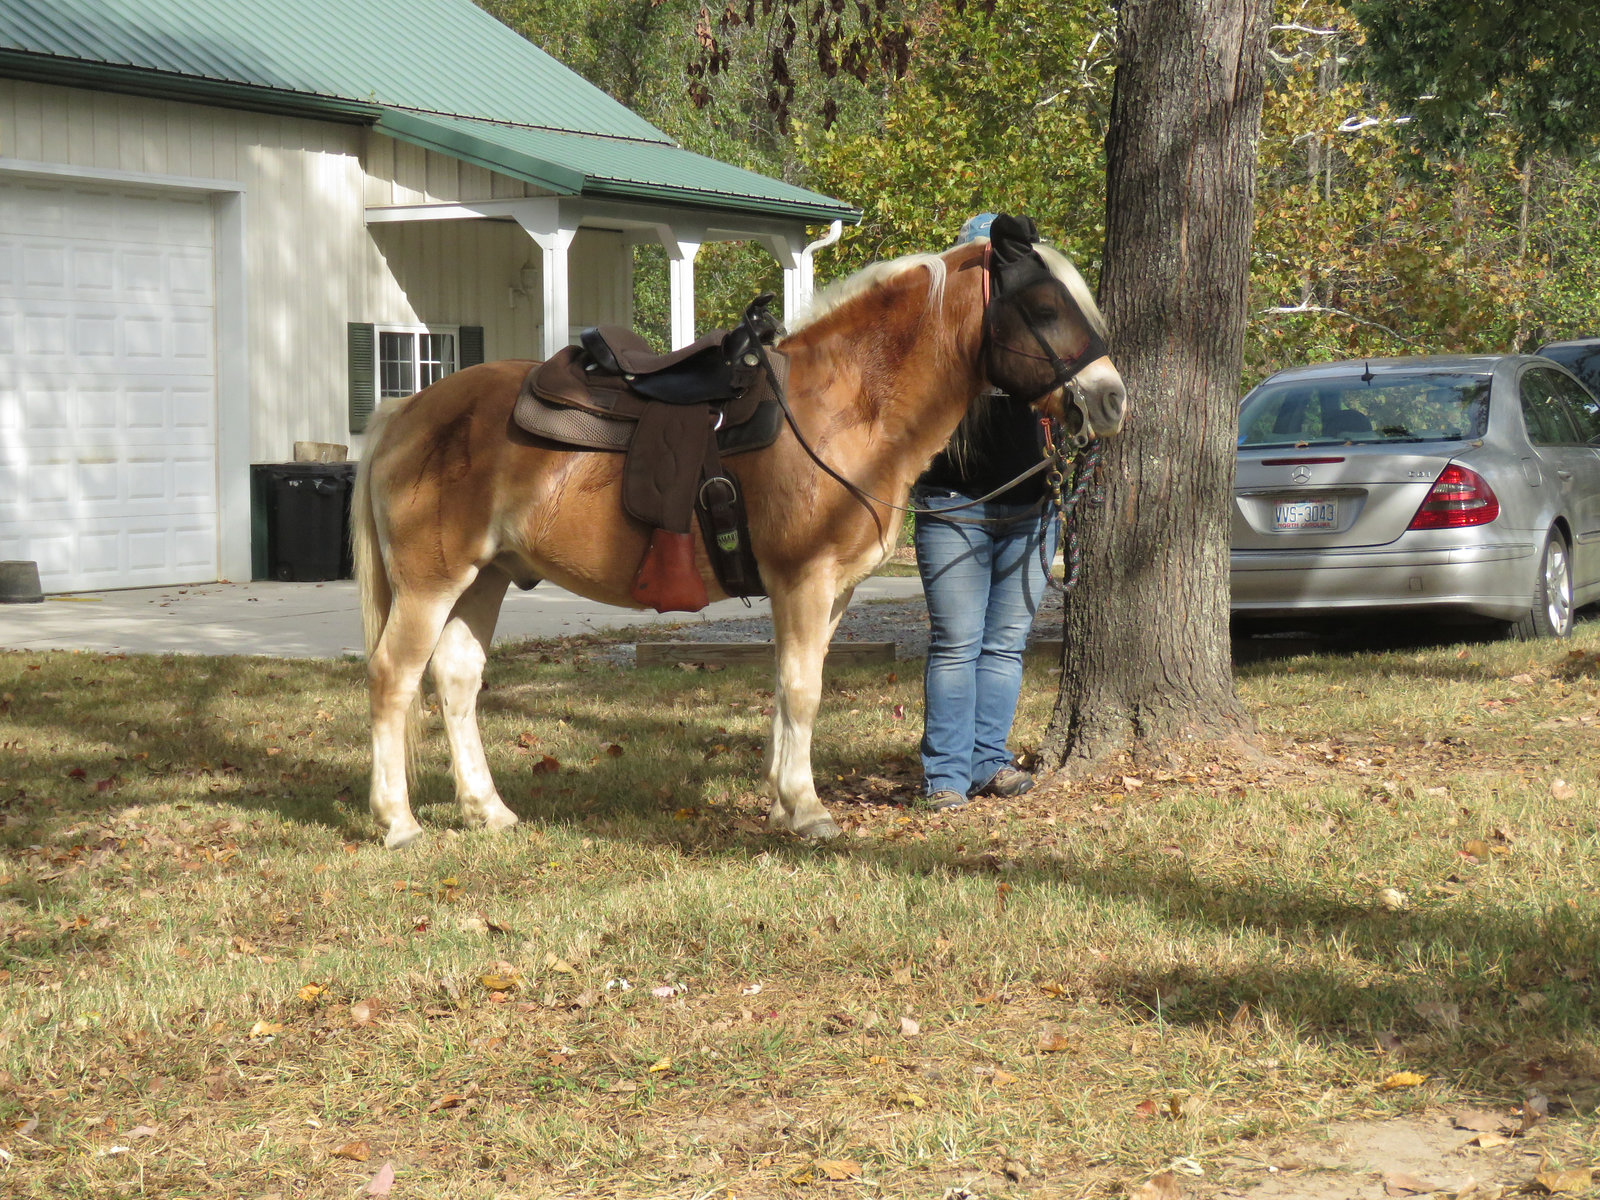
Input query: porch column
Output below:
<box><xmin>666</xmin><ymin>235</ymin><xmax>702</xmax><ymax>349</ymax></box>
<box><xmin>763</xmin><ymin>234</ymin><xmax>803</xmax><ymax>326</ymax></box>
<box><xmin>531</xmin><ymin>227</ymin><xmax>578</xmax><ymax>360</ymax></box>
<box><xmin>510</xmin><ymin>200</ymin><xmax>580</xmax><ymax>360</ymax></box>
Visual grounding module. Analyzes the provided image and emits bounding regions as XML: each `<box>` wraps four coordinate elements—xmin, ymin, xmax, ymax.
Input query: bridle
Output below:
<box><xmin>744</xmin><ymin>240</ymin><xmax>1106</xmax><ymax>551</ymax></box>
<box><xmin>978</xmin><ymin>240</ymin><xmax>1105</xmax><ymax>449</ymax></box>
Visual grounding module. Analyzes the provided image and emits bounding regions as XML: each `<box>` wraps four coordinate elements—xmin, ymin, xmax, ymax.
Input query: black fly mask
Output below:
<box><xmin>981</xmin><ymin>213</ymin><xmax>1109</xmax><ymax>407</ymax></box>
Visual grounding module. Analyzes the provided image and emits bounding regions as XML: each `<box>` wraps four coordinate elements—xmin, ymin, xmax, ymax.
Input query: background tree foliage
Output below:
<box><xmin>1251</xmin><ymin>1</ymin><xmax>1600</xmax><ymax>375</ymax></box>
<box><xmin>483</xmin><ymin>0</ymin><xmax>1600</xmax><ymax>372</ymax></box>
<box><xmin>1348</xmin><ymin>0</ymin><xmax>1600</xmax><ymax>158</ymax></box>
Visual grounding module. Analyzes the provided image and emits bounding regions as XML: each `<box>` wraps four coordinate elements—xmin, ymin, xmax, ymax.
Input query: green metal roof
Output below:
<box><xmin>0</xmin><ymin>0</ymin><xmax>859</xmax><ymax>223</ymax></box>
<box><xmin>380</xmin><ymin>111</ymin><xmax>858</xmax><ymax>222</ymax></box>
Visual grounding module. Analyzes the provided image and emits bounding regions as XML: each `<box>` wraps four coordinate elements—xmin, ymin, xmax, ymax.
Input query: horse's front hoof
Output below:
<box><xmin>481</xmin><ymin>808</ymin><xmax>519</xmax><ymax>833</ymax></box>
<box><xmin>793</xmin><ymin>816</ymin><xmax>843</xmax><ymax>841</ymax></box>
<box><xmin>384</xmin><ymin>823</ymin><xmax>425</xmax><ymax>850</ymax></box>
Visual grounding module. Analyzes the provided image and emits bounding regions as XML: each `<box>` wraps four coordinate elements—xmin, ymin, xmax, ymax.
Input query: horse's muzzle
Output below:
<box><xmin>1071</xmin><ymin>356</ymin><xmax>1126</xmax><ymax>439</ymax></box>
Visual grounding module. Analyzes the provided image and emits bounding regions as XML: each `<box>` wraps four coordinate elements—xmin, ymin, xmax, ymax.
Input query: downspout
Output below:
<box><xmin>796</xmin><ymin>220</ymin><xmax>843</xmax><ymax>313</ymax></box>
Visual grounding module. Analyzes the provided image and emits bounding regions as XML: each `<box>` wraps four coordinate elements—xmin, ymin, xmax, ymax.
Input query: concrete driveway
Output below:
<box><xmin>0</xmin><ymin>576</ymin><xmax>926</xmax><ymax>658</ymax></box>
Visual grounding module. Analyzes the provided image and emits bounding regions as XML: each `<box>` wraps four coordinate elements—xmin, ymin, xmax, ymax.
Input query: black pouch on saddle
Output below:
<box><xmin>695</xmin><ymin>471</ymin><xmax>763</xmax><ymax>599</ymax></box>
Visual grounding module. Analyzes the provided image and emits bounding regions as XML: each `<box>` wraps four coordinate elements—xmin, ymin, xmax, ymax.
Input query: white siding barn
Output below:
<box><xmin>0</xmin><ymin>0</ymin><xmax>856</xmax><ymax>592</ymax></box>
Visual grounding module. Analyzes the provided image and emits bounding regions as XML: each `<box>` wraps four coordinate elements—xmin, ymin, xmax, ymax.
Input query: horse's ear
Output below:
<box><xmin>988</xmin><ymin>214</ymin><xmax>1039</xmax><ymax>258</ymax></box>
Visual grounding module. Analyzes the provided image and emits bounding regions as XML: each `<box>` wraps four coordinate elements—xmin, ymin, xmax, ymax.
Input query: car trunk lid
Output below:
<box><xmin>1233</xmin><ymin>447</ymin><xmax>1466</xmax><ymax>550</ymax></box>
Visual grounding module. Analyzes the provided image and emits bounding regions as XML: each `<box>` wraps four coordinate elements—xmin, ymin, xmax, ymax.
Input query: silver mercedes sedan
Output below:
<box><xmin>1231</xmin><ymin>354</ymin><xmax>1600</xmax><ymax>639</ymax></box>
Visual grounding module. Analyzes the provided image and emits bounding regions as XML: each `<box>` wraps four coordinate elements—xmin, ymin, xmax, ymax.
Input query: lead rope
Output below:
<box><xmin>1042</xmin><ymin>421</ymin><xmax>1103</xmax><ymax>592</ymax></box>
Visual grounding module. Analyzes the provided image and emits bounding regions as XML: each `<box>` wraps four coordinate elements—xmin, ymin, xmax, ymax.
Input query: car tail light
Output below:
<box><xmin>1407</xmin><ymin>463</ymin><xmax>1500</xmax><ymax>529</ymax></box>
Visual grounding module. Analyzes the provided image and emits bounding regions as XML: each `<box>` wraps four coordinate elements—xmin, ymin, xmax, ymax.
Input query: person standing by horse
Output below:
<box><xmin>912</xmin><ymin>213</ymin><xmax>1071</xmax><ymax>811</ymax></box>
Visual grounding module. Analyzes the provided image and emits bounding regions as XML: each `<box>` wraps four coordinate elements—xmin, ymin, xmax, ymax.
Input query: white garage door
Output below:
<box><xmin>0</xmin><ymin>178</ymin><xmax>218</xmax><ymax>593</ymax></box>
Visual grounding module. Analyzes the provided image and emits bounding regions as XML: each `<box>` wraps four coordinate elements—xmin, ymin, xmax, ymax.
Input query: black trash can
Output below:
<box><xmin>252</xmin><ymin>462</ymin><xmax>356</xmax><ymax>581</ymax></box>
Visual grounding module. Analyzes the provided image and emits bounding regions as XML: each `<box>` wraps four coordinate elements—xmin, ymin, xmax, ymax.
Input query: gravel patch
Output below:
<box><xmin>585</xmin><ymin>581</ymin><xmax>1067</xmax><ymax>667</ymax></box>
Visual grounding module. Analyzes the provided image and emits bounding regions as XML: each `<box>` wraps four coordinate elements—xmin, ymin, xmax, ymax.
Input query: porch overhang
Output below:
<box><xmin>365</xmin><ymin>195</ymin><xmax>842</xmax><ymax>355</ymax></box>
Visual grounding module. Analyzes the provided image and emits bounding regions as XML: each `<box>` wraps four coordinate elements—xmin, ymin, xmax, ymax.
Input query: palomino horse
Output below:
<box><xmin>353</xmin><ymin>227</ymin><xmax>1126</xmax><ymax>848</ymax></box>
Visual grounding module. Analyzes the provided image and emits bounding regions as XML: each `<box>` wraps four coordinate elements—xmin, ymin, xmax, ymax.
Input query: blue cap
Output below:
<box><xmin>956</xmin><ymin>212</ymin><xmax>997</xmax><ymax>244</ymax></box>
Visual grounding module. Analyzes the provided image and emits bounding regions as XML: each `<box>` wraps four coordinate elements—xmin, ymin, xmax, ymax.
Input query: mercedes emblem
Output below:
<box><xmin>1290</xmin><ymin>465</ymin><xmax>1312</xmax><ymax>484</ymax></box>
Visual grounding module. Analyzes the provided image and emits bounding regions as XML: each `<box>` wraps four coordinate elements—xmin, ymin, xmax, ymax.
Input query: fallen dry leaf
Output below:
<box><xmin>816</xmin><ymin>1159</ymin><xmax>861</xmax><ymax>1181</ymax></box>
<box><xmin>1522</xmin><ymin>1092</ymin><xmax>1551</xmax><ymax>1131</ymax></box>
<box><xmin>1383</xmin><ymin>1170</ymin><xmax>1436</xmax><ymax>1196</ymax></box>
<box><xmin>479</xmin><ymin>973</ymin><xmax>518</xmax><ymax>992</ymax></box>
<box><xmin>366</xmin><ymin>1161</ymin><xmax>395</xmax><ymax>1196</ymax></box>
<box><xmin>1038</xmin><ymin>1027</ymin><xmax>1072</xmax><ymax>1053</ymax></box>
<box><xmin>899</xmin><ymin>1016</ymin><xmax>920</xmax><ymax>1037</ymax></box>
<box><xmin>297</xmin><ymin>982</ymin><xmax>325</xmax><ymax>1003</ymax></box>
<box><xmin>1532</xmin><ymin>1166</ymin><xmax>1593</xmax><ymax>1194</ymax></box>
<box><xmin>647</xmin><ymin>1057</ymin><xmax>673</xmax><ymax>1073</ymax></box>
<box><xmin>248</xmin><ymin>1020</ymin><xmax>283</xmax><ymax>1039</ymax></box>
<box><xmin>1381</xmin><ymin>1071</ymin><xmax>1428</xmax><ymax>1091</ymax></box>
<box><xmin>1128</xmin><ymin>1169</ymin><xmax>1184</xmax><ymax>1200</ymax></box>
<box><xmin>350</xmin><ymin>999</ymin><xmax>381</xmax><ymax>1027</ymax></box>
<box><xmin>332</xmin><ymin>1140</ymin><xmax>371</xmax><ymax>1162</ymax></box>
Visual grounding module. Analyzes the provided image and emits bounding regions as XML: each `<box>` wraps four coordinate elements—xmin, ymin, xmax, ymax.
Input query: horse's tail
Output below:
<box><xmin>350</xmin><ymin>415</ymin><xmax>391</xmax><ymax>662</ymax></box>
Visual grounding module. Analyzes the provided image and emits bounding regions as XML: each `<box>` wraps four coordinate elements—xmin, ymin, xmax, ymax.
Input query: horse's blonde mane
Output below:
<box><xmin>788</xmin><ymin>240</ymin><xmax>1105</xmax><ymax>343</ymax></box>
<box><xmin>788</xmin><ymin>251</ymin><xmax>949</xmax><ymax>334</ymax></box>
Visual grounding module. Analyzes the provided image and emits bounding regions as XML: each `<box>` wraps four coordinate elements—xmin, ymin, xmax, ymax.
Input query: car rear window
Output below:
<box><xmin>1237</xmin><ymin>373</ymin><xmax>1491</xmax><ymax>447</ymax></box>
<box><xmin>1537</xmin><ymin>343</ymin><xmax>1600</xmax><ymax>400</ymax></box>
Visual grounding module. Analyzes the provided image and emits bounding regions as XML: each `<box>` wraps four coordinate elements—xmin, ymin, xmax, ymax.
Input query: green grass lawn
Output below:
<box><xmin>1</xmin><ymin>624</ymin><xmax>1598</xmax><ymax>1197</ymax></box>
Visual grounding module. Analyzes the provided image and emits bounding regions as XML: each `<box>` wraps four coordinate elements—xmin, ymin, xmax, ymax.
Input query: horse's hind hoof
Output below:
<box><xmin>384</xmin><ymin>824</ymin><xmax>425</xmax><ymax>850</ymax></box>
<box><xmin>475</xmin><ymin>804</ymin><xmax>519</xmax><ymax>833</ymax></box>
<box><xmin>793</xmin><ymin>817</ymin><xmax>843</xmax><ymax>841</ymax></box>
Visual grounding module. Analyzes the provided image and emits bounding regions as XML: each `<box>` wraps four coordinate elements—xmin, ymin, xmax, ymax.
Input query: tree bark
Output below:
<box><xmin>1038</xmin><ymin>0</ymin><xmax>1270</xmax><ymax>768</ymax></box>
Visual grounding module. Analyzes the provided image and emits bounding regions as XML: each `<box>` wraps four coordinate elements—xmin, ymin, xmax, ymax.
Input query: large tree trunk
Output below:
<box><xmin>1038</xmin><ymin>0</ymin><xmax>1270</xmax><ymax>768</ymax></box>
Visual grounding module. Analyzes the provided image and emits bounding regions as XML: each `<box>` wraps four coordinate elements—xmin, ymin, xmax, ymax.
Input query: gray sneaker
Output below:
<box><xmin>973</xmin><ymin>767</ymin><xmax>1035</xmax><ymax>798</ymax></box>
<box><xmin>921</xmin><ymin>789</ymin><xmax>969</xmax><ymax>811</ymax></box>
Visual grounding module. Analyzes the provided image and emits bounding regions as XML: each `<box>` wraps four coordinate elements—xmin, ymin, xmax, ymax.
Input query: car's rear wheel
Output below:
<box><xmin>1510</xmin><ymin>529</ymin><xmax>1573</xmax><ymax>640</ymax></box>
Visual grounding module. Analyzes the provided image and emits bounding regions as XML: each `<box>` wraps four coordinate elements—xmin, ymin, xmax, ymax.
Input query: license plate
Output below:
<box><xmin>1274</xmin><ymin>499</ymin><xmax>1337</xmax><ymax>530</ymax></box>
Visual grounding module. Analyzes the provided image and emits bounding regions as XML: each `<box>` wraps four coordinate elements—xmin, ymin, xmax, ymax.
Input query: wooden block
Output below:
<box><xmin>635</xmin><ymin>641</ymin><xmax>895</xmax><ymax>668</ymax></box>
<box><xmin>294</xmin><ymin>440</ymin><xmax>349</xmax><ymax>462</ymax></box>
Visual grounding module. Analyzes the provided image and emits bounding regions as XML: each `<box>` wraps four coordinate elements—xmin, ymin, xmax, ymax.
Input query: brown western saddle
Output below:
<box><xmin>512</xmin><ymin>294</ymin><xmax>786</xmax><ymax>613</ymax></box>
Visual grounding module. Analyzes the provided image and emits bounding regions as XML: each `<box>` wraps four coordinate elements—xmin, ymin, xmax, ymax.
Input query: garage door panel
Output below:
<box><xmin>21</xmin><ymin>311</ymin><xmax>67</xmax><ymax>356</ymax></box>
<box><xmin>0</xmin><ymin>452</ymin><xmax>216</xmax><ymax>520</ymax></box>
<box><xmin>0</xmin><ymin>301</ymin><xmax>215</xmax><ymax>373</ymax></box>
<box><xmin>4</xmin><ymin>378</ymin><xmax>216</xmax><ymax>441</ymax></box>
<box><xmin>10</xmin><ymin>515</ymin><xmax>215</xmax><ymax>590</ymax></box>
<box><xmin>0</xmin><ymin>179</ymin><xmax>218</xmax><ymax>592</ymax></box>
<box><xmin>23</xmin><ymin>244</ymin><xmax>67</xmax><ymax>290</ymax></box>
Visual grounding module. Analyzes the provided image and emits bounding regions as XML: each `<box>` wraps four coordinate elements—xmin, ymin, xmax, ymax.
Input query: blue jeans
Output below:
<box><xmin>914</xmin><ymin>489</ymin><xmax>1058</xmax><ymax>796</ymax></box>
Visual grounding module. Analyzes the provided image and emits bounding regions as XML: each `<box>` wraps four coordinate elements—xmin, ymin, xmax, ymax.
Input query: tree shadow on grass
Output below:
<box><xmin>0</xmin><ymin>651</ymin><xmax>375</xmax><ymax>847</ymax></box>
<box><xmin>5</xmin><ymin>647</ymin><xmax>1598</xmax><ymax>1108</ymax></box>
<box><xmin>725</xmin><ymin>831</ymin><xmax>1600</xmax><ymax>1105</ymax></box>
<box><xmin>1232</xmin><ymin>606</ymin><xmax>1600</xmax><ymax>672</ymax></box>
